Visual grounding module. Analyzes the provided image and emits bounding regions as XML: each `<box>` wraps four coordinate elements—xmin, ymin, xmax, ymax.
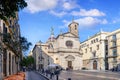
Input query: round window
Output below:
<box><xmin>66</xmin><ymin>40</ymin><xmax>73</xmax><ymax>48</ymax></box>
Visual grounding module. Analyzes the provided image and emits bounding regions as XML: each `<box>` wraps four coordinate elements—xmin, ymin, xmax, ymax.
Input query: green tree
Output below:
<box><xmin>20</xmin><ymin>56</ymin><xmax>34</xmax><ymax>67</ymax></box>
<box><xmin>27</xmin><ymin>56</ymin><xmax>34</xmax><ymax>67</ymax></box>
<box><xmin>0</xmin><ymin>0</ymin><xmax>27</xmax><ymax>21</ymax></box>
<box><xmin>20</xmin><ymin>57</ymin><xmax>27</xmax><ymax>67</ymax></box>
<box><xmin>20</xmin><ymin>36</ymin><xmax>32</xmax><ymax>54</ymax></box>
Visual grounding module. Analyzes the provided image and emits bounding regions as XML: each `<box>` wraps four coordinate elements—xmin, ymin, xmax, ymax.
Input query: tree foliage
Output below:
<box><xmin>27</xmin><ymin>56</ymin><xmax>34</xmax><ymax>66</ymax></box>
<box><xmin>1</xmin><ymin>32</ymin><xmax>32</xmax><ymax>56</ymax></box>
<box><xmin>0</xmin><ymin>0</ymin><xmax>27</xmax><ymax>21</ymax></box>
<box><xmin>20</xmin><ymin>56</ymin><xmax>34</xmax><ymax>67</ymax></box>
<box><xmin>20</xmin><ymin>36</ymin><xmax>32</xmax><ymax>53</ymax></box>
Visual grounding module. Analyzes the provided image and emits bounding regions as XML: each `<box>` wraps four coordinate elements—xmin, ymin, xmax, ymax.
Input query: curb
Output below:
<box><xmin>25</xmin><ymin>72</ymin><xmax>28</xmax><ymax>80</ymax></box>
<box><xmin>35</xmin><ymin>71</ymin><xmax>50</xmax><ymax>80</ymax></box>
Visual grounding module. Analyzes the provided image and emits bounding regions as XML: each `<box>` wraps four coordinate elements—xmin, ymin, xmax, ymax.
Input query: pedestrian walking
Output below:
<box><xmin>55</xmin><ymin>66</ymin><xmax>61</xmax><ymax>80</ymax></box>
<box><xmin>42</xmin><ymin>68</ymin><xmax>44</xmax><ymax>74</ymax></box>
<box><xmin>50</xmin><ymin>68</ymin><xmax>54</xmax><ymax>79</ymax></box>
<box><xmin>45</xmin><ymin>69</ymin><xmax>48</xmax><ymax>76</ymax></box>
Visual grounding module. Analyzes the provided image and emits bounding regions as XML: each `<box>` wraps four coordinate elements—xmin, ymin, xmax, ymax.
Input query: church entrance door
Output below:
<box><xmin>65</xmin><ymin>55</ymin><xmax>75</xmax><ymax>70</ymax></box>
<box><xmin>68</xmin><ymin>61</ymin><xmax>73</xmax><ymax>69</ymax></box>
<box><xmin>93</xmin><ymin>60</ymin><xmax>97</xmax><ymax>70</ymax></box>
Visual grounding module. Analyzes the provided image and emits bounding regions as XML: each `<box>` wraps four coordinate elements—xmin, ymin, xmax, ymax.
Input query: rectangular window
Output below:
<box><xmin>112</xmin><ymin>49</ymin><xmax>117</xmax><ymax>56</ymax></box>
<box><xmin>96</xmin><ymin>38</ymin><xmax>98</xmax><ymax>42</ymax></box>
<box><xmin>85</xmin><ymin>49</ymin><xmax>87</xmax><ymax>53</ymax></box>
<box><xmin>90</xmin><ymin>47</ymin><xmax>92</xmax><ymax>52</ymax></box>
<box><xmin>91</xmin><ymin>41</ymin><xmax>93</xmax><ymax>44</ymax></box>
<box><xmin>112</xmin><ymin>34</ymin><xmax>116</xmax><ymax>40</ymax></box>
<box><xmin>97</xmin><ymin>45</ymin><xmax>99</xmax><ymax>50</ymax></box>
<box><xmin>94</xmin><ymin>39</ymin><xmax>96</xmax><ymax>43</ymax></box>
<box><xmin>112</xmin><ymin>42</ymin><xmax>116</xmax><ymax>47</ymax></box>
<box><xmin>93</xmin><ymin>53</ymin><xmax>96</xmax><ymax>57</ymax></box>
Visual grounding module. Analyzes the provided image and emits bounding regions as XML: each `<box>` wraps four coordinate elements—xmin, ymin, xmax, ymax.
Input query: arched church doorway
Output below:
<box><xmin>93</xmin><ymin>60</ymin><xmax>97</xmax><ymax>70</ymax></box>
<box><xmin>65</xmin><ymin>55</ymin><xmax>75</xmax><ymax>70</ymax></box>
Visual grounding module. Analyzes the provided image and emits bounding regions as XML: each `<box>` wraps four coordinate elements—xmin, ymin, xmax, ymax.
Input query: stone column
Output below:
<box><xmin>6</xmin><ymin>50</ymin><xmax>9</xmax><ymax>76</ymax></box>
<box><xmin>10</xmin><ymin>53</ymin><xmax>12</xmax><ymax>75</ymax></box>
<box><xmin>12</xmin><ymin>55</ymin><xmax>15</xmax><ymax>74</ymax></box>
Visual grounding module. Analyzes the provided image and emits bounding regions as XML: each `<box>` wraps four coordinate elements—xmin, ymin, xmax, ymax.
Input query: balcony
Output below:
<box><xmin>107</xmin><ymin>53</ymin><xmax>117</xmax><ymax>58</ymax></box>
<box><xmin>112</xmin><ymin>59</ymin><xmax>117</xmax><ymax>63</ymax></box>
<box><xmin>110</xmin><ymin>45</ymin><xmax>117</xmax><ymax>49</ymax></box>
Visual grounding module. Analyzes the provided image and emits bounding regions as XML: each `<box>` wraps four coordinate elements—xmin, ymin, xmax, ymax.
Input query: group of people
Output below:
<box><xmin>111</xmin><ymin>65</ymin><xmax>120</xmax><ymax>72</ymax></box>
<box><xmin>40</xmin><ymin>66</ymin><xmax>62</xmax><ymax>80</ymax></box>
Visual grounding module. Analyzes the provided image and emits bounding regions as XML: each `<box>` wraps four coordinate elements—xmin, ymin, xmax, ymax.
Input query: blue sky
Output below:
<box><xmin>19</xmin><ymin>0</ymin><xmax>120</xmax><ymax>54</ymax></box>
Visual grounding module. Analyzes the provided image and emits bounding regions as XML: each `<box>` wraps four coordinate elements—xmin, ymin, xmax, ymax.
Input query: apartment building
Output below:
<box><xmin>80</xmin><ymin>31</ymin><xmax>109</xmax><ymax>70</ymax></box>
<box><xmin>0</xmin><ymin>14</ymin><xmax>22</xmax><ymax>79</ymax></box>
<box><xmin>107</xmin><ymin>29</ymin><xmax>120</xmax><ymax>70</ymax></box>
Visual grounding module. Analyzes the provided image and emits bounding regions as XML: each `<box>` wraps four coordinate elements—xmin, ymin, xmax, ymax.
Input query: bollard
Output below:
<box><xmin>68</xmin><ymin>78</ymin><xmax>71</xmax><ymax>80</ymax></box>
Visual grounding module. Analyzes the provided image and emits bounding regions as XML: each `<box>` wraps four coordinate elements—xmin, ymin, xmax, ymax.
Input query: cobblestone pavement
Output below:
<box><xmin>59</xmin><ymin>70</ymin><xmax>120</xmax><ymax>80</ymax></box>
<box><xmin>26</xmin><ymin>71</ymin><xmax>48</xmax><ymax>80</ymax></box>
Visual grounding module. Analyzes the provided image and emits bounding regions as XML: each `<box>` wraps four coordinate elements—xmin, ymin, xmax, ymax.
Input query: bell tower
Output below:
<box><xmin>68</xmin><ymin>19</ymin><xmax>79</xmax><ymax>37</ymax></box>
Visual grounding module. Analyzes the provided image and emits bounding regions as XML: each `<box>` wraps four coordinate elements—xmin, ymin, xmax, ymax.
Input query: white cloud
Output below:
<box><xmin>71</xmin><ymin>9</ymin><xmax>105</xmax><ymax>16</ymax></box>
<box><xmin>112</xmin><ymin>18</ymin><xmax>120</xmax><ymax>24</ymax></box>
<box><xmin>49</xmin><ymin>10</ymin><xmax>67</xmax><ymax>17</ymax></box>
<box><xmin>61</xmin><ymin>17</ymin><xmax>108</xmax><ymax>29</ymax></box>
<box><xmin>26</xmin><ymin>0</ymin><xmax>79</xmax><ymax>14</ymax></box>
<box><xmin>26</xmin><ymin>0</ymin><xmax>58</xmax><ymax>13</ymax></box>
<box><xmin>76</xmin><ymin>17</ymin><xmax>107</xmax><ymax>27</ymax></box>
<box><xmin>62</xmin><ymin>1</ymin><xmax>79</xmax><ymax>10</ymax></box>
<box><xmin>63</xmin><ymin>2</ymin><xmax>73</xmax><ymax>10</ymax></box>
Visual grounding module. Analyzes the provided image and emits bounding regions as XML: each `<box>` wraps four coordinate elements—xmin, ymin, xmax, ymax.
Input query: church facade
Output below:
<box><xmin>32</xmin><ymin>21</ymin><xmax>83</xmax><ymax>70</ymax></box>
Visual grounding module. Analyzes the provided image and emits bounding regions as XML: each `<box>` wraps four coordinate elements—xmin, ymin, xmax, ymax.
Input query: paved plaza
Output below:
<box><xmin>59</xmin><ymin>70</ymin><xmax>120</xmax><ymax>80</ymax></box>
<box><xmin>26</xmin><ymin>70</ymin><xmax>120</xmax><ymax>80</ymax></box>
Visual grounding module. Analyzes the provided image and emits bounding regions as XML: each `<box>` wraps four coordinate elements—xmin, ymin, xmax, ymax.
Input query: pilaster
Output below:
<box><xmin>6</xmin><ymin>50</ymin><xmax>9</xmax><ymax>76</ymax></box>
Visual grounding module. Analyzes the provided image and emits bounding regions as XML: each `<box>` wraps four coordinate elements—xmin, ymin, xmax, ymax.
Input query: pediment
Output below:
<box><xmin>65</xmin><ymin>55</ymin><xmax>75</xmax><ymax>61</ymax></box>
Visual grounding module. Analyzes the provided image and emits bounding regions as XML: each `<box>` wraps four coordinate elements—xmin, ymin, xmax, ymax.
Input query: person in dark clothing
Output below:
<box><xmin>68</xmin><ymin>78</ymin><xmax>71</xmax><ymax>80</ymax></box>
